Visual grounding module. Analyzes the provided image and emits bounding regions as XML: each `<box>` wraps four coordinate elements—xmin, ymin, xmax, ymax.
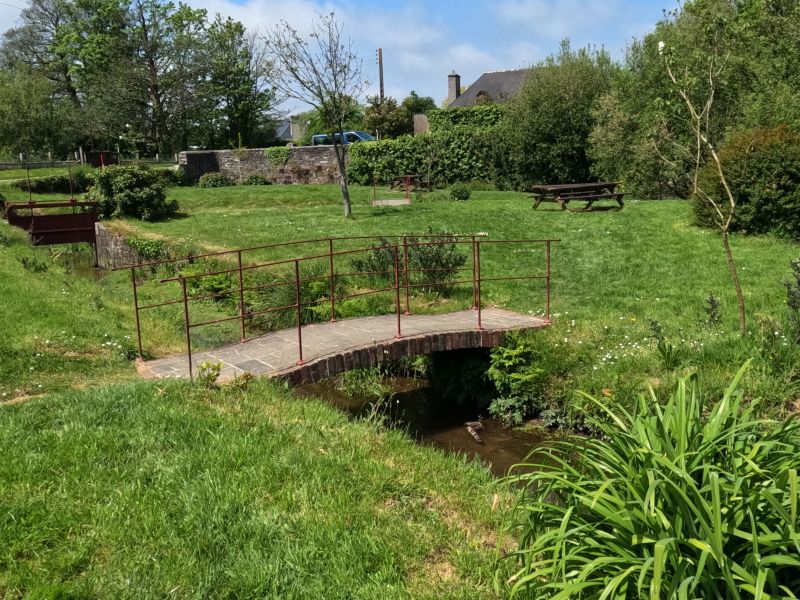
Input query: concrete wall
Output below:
<box><xmin>178</xmin><ymin>146</ymin><xmax>343</xmax><ymax>185</ymax></box>
<box><xmin>95</xmin><ymin>223</ymin><xmax>143</xmax><ymax>269</ymax></box>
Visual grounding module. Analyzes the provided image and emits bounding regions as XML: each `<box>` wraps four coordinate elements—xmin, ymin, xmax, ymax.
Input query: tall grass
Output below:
<box><xmin>502</xmin><ymin>363</ymin><xmax>800</xmax><ymax>599</ymax></box>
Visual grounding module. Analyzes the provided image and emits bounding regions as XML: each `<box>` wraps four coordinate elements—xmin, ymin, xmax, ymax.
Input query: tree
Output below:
<box><xmin>0</xmin><ymin>0</ymin><xmax>82</xmax><ymax>105</ymax></box>
<box><xmin>0</xmin><ymin>67</ymin><xmax>74</xmax><ymax>158</ymax></box>
<box><xmin>264</xmin><ymin>12</ymin><xmax>369</xmax><ymax>218</ymax></box>
<box><xmin>207</xmin><ymin>16</ymin><xmax>277</xmax><ymax>148</ymax></box>
<box><xmin>506</xmin><ymin>41</ymin><xmax>616</xmax><ymax>184</ymax></box>
<box><xmin>660</xmin><ymin>39</ymin><xmax>747</xmax><ymax>335</ymax></box>
<box><xmin>299</xmin><ymin>95</ymin><xmax>364</xmax><ymax>144</ymax></box>
<box><xmin>364</xmin><ymin>96</ymin><xmax>405</xmax><ymax>139</ymax></box>
<box><xmin>400</xmin><ymin>90</ymin><xmax>436</xmax><ymax>119</ymax></box>
<box><xmin>364</xmin><ymin>91</ymin><xmax>436</xmax><ymax>139</ymax></box>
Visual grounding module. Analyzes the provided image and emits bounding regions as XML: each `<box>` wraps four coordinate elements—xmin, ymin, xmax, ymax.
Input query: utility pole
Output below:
<box><xmin>377</xmin><ymin>47</ymin><xmax>384</xmax><ymax>100</ymax></box>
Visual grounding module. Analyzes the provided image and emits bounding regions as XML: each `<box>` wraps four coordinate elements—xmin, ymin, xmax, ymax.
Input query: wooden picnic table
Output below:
<box><xmin>529</xmin><ymin>182</ymin><xmax>625</xmax><ymax>211</ymax></box>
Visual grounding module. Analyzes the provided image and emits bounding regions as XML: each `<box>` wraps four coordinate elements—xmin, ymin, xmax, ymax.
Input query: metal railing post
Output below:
<box><xmin>475</xmin><ymin>241</ymin><xmax>483</xmax><ymax>331</ymax></box>
<box><xmin>545</xmin><ymin>240</ymin><xmax>551</xmax><ymax>321</ymax></box>
<box><xmin>402</xmin><ymin>235</ymin><xmax>411</xmax><ymax>315</ymax></box>
<box><xmin>471</xmin><ymin>235</ymin><xmax>477</xmax><ymax>310</ymax></box>
<box><xmin>131</xmin><ymin>267</ymin><xmax>143</xmax><ymax>357</ymax></box>
<box><xmin>295</xmin><ymin>260</ymin><xmax>304</xmax><ymax>365</ymax></box>
<box><xmin>394</xmin><ymin>245</ymin><xmax>402</xmax><ymax>338</ymax></box>
<box><xmin>237</xmin><ymin>250</ymin><xmax>246</xmax><ymax>341</ymax></box>
<box><xmin>328</xmin><ymin>238</ymin><xmax>336</xmax><ymax>322</ymax></box>
<box><xmin>180</xmin><ymin>277</ymin><xmax>193</xmax><ymax>380</ymax></box>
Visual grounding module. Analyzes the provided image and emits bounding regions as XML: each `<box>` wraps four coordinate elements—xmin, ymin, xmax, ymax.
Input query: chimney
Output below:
<box><xmin>447</xmin><ymin>71</ymin><xmax>461</xmax><ymax>104</ymax></box>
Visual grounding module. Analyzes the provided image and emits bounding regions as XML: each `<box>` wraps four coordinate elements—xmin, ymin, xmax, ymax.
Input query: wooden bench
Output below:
<box><xmin>529</xmin><ymin>182</ymin><xmax>626</xmax><ymax>211</ymax></box>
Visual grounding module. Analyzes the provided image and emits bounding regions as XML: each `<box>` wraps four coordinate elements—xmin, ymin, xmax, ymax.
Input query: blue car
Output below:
<box><xmin>311</xmin><ymin>131</ymin><xmax>375</xmax><ymax>146</ymax></box>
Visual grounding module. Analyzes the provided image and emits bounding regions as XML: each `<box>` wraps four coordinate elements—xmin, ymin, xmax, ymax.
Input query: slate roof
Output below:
<box><xmin>448</xmin><ymin>68</ymin><xmax>528</xmax><ymax>107</ymax></box>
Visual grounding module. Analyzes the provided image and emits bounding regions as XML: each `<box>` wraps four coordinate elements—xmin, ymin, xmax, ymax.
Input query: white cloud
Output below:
<box><xmin>492</xmin><ymin>0</ymin><xmax>621</xmax><ymax>40</ymax></box>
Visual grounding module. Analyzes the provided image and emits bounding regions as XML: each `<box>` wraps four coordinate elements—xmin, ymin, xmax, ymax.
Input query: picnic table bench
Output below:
<box><xmin>529</xmin><ymin>182</ymin><xmax>625</xmax><ymax>211</ymax></box>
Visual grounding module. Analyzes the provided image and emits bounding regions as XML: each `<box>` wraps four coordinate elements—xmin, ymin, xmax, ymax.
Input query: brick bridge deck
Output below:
<box><xmin>140</xmin><ymin>308</ymin><xmax>549</xmax><ymax>385</ymax></box>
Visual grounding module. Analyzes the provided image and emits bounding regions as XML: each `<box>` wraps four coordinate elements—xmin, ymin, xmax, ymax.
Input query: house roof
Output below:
<box><xmin>448</xmin><ymin>68</ymin><xmax>528</xmax><ymax>107</ymax></box>
<box><xmin>275</xmin><ymin>118</ymin><xmax>293</xmax><ymax>141</ymax></box>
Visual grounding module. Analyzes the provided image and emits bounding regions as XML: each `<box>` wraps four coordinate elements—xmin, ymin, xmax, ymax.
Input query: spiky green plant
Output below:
<box><xmin>502</xmin><ymin>363</ymin><xmax>800</xmax><ymax>599</ymax></box>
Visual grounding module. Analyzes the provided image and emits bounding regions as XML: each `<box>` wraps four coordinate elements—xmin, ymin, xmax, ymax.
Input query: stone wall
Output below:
<box><xmin>178</xmin><ymin>146</ymin><xmax>343</xmax><ymax>185</ymax></box>
<box><xmin>95</xmin><ymin>223</ymin><xmax>143</xmax><ymax>269</ymax></box>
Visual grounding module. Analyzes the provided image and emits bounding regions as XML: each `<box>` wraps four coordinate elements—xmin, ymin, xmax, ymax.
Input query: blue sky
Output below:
<box><xmin>1</xmin><ymin>0</ymin><xmax>676</xmax><ymax>109</ymax></box>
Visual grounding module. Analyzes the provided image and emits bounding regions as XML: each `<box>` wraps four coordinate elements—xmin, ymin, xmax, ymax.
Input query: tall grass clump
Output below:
<box><xmin>502</xmin><ymin>364</ymin><xmax>800</xmax><ymax>599</ymax></box>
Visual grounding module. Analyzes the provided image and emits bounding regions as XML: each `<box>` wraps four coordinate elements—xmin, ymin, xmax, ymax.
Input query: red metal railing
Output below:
<box><xmin>122</xmin><ymin>235</ymin><xmax>557</xmax><ymax>378</ymax></box>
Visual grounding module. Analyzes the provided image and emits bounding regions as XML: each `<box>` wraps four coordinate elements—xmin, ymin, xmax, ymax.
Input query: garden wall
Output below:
<box><xmin>178</xmin><ymin>146</ymin><xmax>342</xmax><ymax>185</ymax></box>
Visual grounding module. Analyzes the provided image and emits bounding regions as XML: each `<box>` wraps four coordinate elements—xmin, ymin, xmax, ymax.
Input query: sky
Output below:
<box><xmin>0</xmin><ymin>0</ymin><xmax>676</xmax><ymax>110</ymax></box>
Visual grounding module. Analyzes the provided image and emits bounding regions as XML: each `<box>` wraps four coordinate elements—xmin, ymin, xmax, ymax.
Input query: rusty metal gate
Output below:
<box><xmin>5</xmin><ymin>200</ymin><xmax>99</xmax><ymax>247</ymax></box>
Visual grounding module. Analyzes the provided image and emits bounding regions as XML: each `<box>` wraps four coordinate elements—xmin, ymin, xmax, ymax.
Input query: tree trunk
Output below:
<box><xmin>333</xmin><ymin>141</ymin><xmax>352</xmax><ymax>218</ymax></box>
<box><xmin>721</xmin><ymin>228</ymin><xmax>746</xmax><ymax>335</ymax></box>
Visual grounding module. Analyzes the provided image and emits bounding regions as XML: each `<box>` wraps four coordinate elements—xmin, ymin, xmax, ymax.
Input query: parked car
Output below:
<box><xmin>311</xmin><ymin>131</ymin><xmax>375</xmax><ymax>146</ymax></box>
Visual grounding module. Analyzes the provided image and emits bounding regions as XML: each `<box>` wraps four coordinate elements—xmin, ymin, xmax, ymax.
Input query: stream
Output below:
<box><xmin>296</xmin><ymin>376</ymin><xmax>560</xmax><ymax>477</ymax></box>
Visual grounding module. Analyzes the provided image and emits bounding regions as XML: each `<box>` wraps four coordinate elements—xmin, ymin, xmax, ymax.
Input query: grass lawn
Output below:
<box><xmin>0</xmin><ymin>379</ymin><xmax>506</xmax><ymax>599</ymax></box>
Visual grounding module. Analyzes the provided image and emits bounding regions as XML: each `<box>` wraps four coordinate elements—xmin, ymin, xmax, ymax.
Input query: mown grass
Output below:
<box><xmin>0</xmin><ymin>378</ymin><xmax>506</xmax><ymax>599</ymax></box>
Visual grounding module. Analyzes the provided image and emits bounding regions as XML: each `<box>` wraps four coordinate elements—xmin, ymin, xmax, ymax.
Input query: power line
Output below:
<box><xmin>0</xmin><ymin>0</ymin><xmax>26</xmax><ymax>10</ymax></box>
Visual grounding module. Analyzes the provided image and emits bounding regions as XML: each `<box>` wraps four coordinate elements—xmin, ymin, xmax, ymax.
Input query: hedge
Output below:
<box><xmin>427</xmin><ymin>105</ymin><xmax>506</xmax><ymax>133</ymax></box>
<box><xmin>348</xmin><ymin>127</ymin><xmax>524</xmax><ymax>189</ymax></box>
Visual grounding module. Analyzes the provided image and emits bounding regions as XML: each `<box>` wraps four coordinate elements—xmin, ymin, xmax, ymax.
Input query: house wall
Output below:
<box><xmin>178</xmin><ymin>146</ymin><xmax>343</xmax><ymax>185</ymax></box>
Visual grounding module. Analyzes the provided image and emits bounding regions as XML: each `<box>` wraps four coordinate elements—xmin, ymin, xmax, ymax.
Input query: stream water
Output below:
<box><xmin>58</xmin><ymin>247</ymin><xmax>104</xmax><ymax>280</ymax></box>
<box><xmin>296</xmin><ymin>377</ymin><xmax>559</xmax><ymax>477</ymax></box>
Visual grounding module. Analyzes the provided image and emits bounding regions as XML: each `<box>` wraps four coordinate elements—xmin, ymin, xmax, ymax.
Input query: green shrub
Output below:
<box><xmin>87</xmin><ymin>165</ymin><xmax>178</xmax><ymax>221</ymax></box>
<box><xmin>153</xmin><ymin>167</ymin><xmax>188</xmax><ymax>187</ymax></box>
<box><xmin>502</xmin><ymin>365</ymin><xmax>800</xmax><ymax>599</ymax></box>
<box><xmin>486</xmin><ymin>336</ymin><xmax>545</xmax><ymax>426</ymax></box>
<box><xmin>243</xmin><ymin>174</ymin><xmax>271</xmax><ymax>185</ymax></box>
<box><xmin>264</xmin><ymin>147</ymin><xmax>291</xmax><ymax>168</ymax></box>
<box><xmin>15</xmin><ymin>166</ymin><xmax>93</xmax><ymax>194</ymax></box>
<box><xmin>694</xmin><ymin>126</ymin><xmax>800</xmax><ymax>239</ymax></box>
<box><xmin>350</xmin><ymin>230</ymin><xmax>468</xmax><ymax>297</ymax></box>
<box><xmin>245</xmin><ymin>261</ymin><xmax>333</xmax><ymax>333</ymax></box>
<box><xmin>125</xmin><ymin>237</ymin><xmax>167</xmax><ymax>261</ymax></box>
<box><xmin>198</xmin><ymin>173</ymin><xmax>234</xmax><ymax>188</ymax></box>
<box><xmin>449</xmin><ymin>183</ymin><xmax>471</xmax><ymax>201</ymax></box>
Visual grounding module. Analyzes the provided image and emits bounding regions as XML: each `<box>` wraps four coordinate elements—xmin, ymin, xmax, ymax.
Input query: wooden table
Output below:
<box><xmin>529</xmin><ymin>182</ymin><xmax>625</xmax><ymax>211</ymax></box>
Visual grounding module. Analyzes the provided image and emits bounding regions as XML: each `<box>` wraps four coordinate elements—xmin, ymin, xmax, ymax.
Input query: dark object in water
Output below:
<box><xmin>466</xmin><ymin>421</ymin><xmax>484</xmax><ymax>443</ymax></box>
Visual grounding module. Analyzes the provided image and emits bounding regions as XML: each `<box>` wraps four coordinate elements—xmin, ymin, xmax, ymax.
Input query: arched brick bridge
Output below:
<box><xmin>125</xmin><ymin>234</ymin><xmax>556</xmax><ymax>385</ymax></box>
<box><xmin>140</xmin><ymin>308</ymin><xmax>548</xmax><ymax>385</ymax></box>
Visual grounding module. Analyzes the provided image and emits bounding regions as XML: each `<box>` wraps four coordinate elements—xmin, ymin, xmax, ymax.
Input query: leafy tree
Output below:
<box><xmin>364</xmin><ymin>96</ymin><xmax>405</xmax><ymax>139</ymax></box>
<box><xmin>506</xmin><ymin>41</ymin><xmax>616</xmax><ymax>184</ymax></box>
<box><xmin>0</xmin><ymin>0</ymin><xmax>83</xmax><ymax>105</ymax></box>
<box><xmin>400</xmin><ymin>90</ymin><xmax>436</xmax><ymax>118</ymax></box>
<box><xmin>589</xmin><ymin>0</ymin><xmax>800</xmax><ymax>198</ymax></box>
<box><xmin>0</xmin><ymin>68</ymin><xmax>74</xmax><ymax>158</ymax></box>
<box><xmin>264</xmin><ymin>12</ymin><xmax>370</xmax><ymax>218</ymax></box>
<box><xmin>364</xmin><ymin>91</ymin><xmax>436</xmax><ymax>139</ymax></box>
<box><xmin>207</xmin><ymin>16</ymin><xmax>277</xmax><ymax>148</ymax></box>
